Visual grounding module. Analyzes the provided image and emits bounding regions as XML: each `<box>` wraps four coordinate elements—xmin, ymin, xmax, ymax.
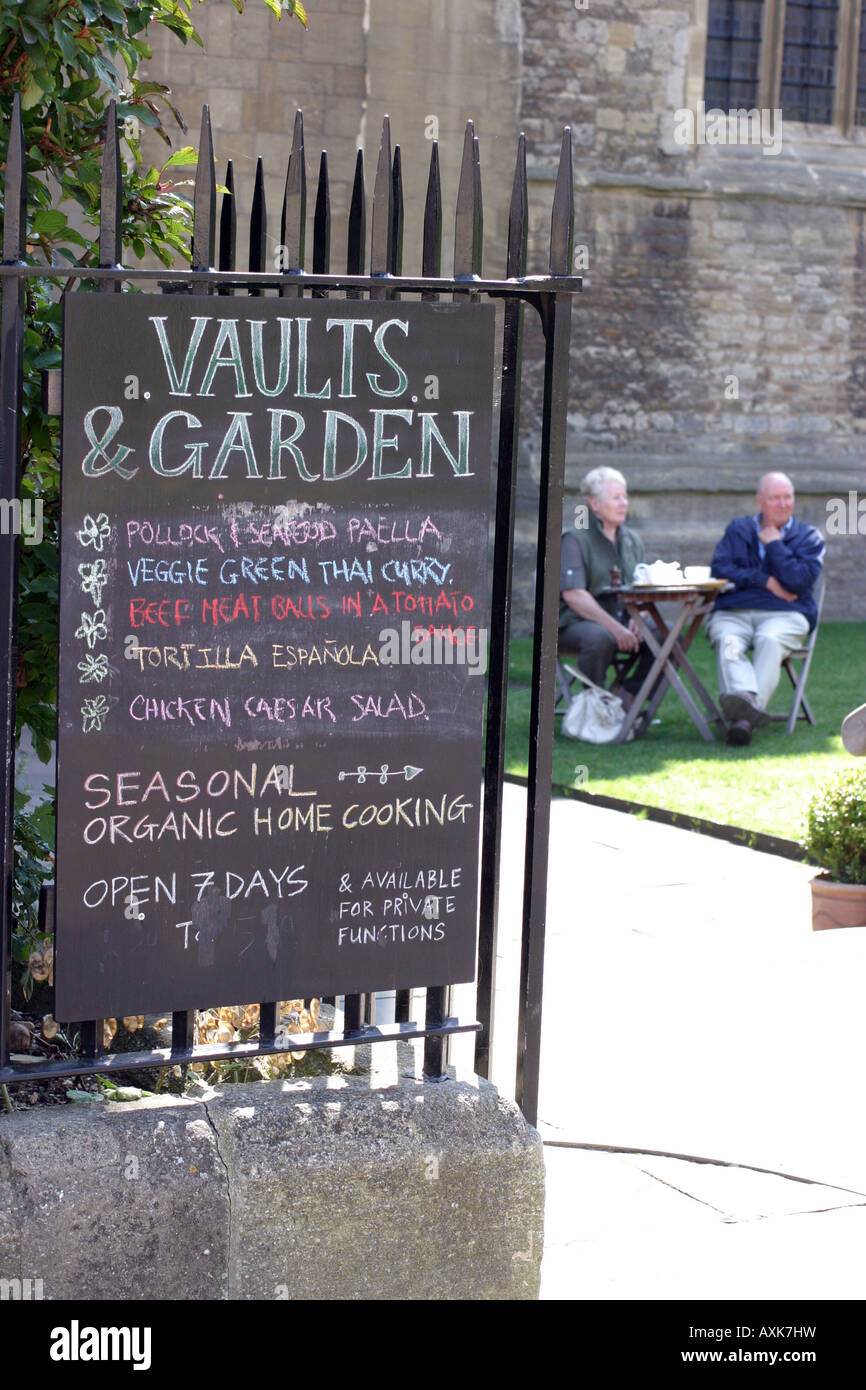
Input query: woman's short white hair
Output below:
<box><xmin>581</xmin><ymin>466</ymin><xmax>626</xmax><ymax>501</ymax></box>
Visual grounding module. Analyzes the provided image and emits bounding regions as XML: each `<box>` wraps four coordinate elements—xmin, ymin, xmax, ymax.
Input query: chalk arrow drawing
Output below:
<box><xmin>338</xmin><ymin>764</ymin><xmax>423</xmax><ymax>785</ymax></box>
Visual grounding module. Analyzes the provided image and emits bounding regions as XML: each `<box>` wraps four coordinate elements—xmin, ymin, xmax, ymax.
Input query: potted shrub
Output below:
<box><xmin>803</xmin><ymin>766</ymin><xmax>866</xmax><ymax>930</ymax></box>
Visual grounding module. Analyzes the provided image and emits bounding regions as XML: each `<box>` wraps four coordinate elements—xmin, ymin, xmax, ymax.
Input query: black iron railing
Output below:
<box><xmin>0</xmin><ymin>96</ymin><xmax>578</xmax><ymax>1123</ymax></box>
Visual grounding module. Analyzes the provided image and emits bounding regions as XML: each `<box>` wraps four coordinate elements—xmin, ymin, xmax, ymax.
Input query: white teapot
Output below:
<box><xmin>633</xmin><ymin>560</ymin><xmax>683</xmax><ymax>585</ymax></box>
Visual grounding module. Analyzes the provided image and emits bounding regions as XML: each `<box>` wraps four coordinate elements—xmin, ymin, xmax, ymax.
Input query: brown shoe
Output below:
<box><xmin>609</xmin><ymin>682</ymin><xmax>635</xmax><ymax>712</ymax></box>
<box><xmin>721</xmin><ymin>691</ymin><xmax>771</xmax><ymax>729</ymax></box>
<box><xmin>725</xmin><ymin>719</ymin><xmax>753</xmax><ymax>747</ymax></box>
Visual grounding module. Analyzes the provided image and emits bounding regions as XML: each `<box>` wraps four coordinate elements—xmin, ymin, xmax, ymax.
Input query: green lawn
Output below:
<box><xmin>505</xmin><ymin>622</ymin><xmax>866</xmax><ymax>842</ymax></box>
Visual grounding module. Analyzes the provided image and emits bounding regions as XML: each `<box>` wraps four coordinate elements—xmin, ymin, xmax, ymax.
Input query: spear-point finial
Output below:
<box><xmin>346</xmin><ymin>148</ymin><xmax>366</xmax><ymax>295</ymax></box>
<box><xmin>370</xmin><ymin>114</ymin><xmax>393</xmax><ymax>278</ymax></box>
<box><xmin>99</xmin><ymin>99</ymin><xmax>122</xmax><ymax>276</ymax></box>
<box><xmin>506</xmin><ymin>133</ymin><xmax>528</xmax><ymax>279</ymax></box>
<box><xmin>218</xmin><ymin>160</ymin><xmax>236</xmax><ymax>290</ymax></box>
<box><xmin>390</xmin><ymin>144</ymin><xmax>404</xmax><ymax>277</ymax></box>
<box><xmin>454</xmin><ymin>120</ymin><xmax>478</xmax><ymax>278</ymax></box>
<box><xmin>2</xmin><ymin>93</ymin><xmax>26</xmax><ymax>264</ymax></box>
<box><xmin>472</xmin><ymin>134</ymin><xmax>483</xmax><ymax>275</ymax></box>
<box><xmin>192</xmin><ymin>105</ymin><xmax>216</xmax><ymax>272</ymax></box>
<box><xmin>422</xmin><ymin>140</ymin><xmax>442</xmax><ymax>293</ymax></box>
<box><xmin>550</xmin><ymin>125</ymin><xmax>574</xmax><ymax>276</ymax></box>
<box><xmin>280</xmin><ymin>109</ymin><xmax>306</xmax><ymax>272</ymax></box>
<box><xmin>313</xmin><ymin>151</ymin><xmax>331</xmax><ymax>291</ymax></box>
<box><xmin>248</xmin><ymin>156</ymin><xmax>267</xmax><ymax>295</ymax></box>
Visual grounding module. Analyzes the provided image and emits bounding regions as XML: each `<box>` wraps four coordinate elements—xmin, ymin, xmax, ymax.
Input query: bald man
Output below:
<box><xmin>706</xmin><ymin>473</ymin><xmax>825</xmax><ymax>746</ymax></box>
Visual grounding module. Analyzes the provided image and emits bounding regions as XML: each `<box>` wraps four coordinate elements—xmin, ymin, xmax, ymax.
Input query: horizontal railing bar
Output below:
<box><xmin>0</xmin><ymin>265</ymin><xmax>582</xmax><ymax>294</ymax></box>
<box><xmin>0</xmin><ymin>1017</ymin><xmax>480</xmax><ymax>1085</ymax></box>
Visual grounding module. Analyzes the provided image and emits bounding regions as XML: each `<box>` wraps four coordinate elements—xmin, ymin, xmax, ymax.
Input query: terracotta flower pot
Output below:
<box><xmin>810</xmin><ymin>875</ymin><xmax>866</xmax><ymax>931</ymax></box>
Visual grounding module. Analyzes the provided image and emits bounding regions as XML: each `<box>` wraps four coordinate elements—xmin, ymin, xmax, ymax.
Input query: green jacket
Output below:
<box><xmin>559</xmin><ymin>514</ymin><xmax>644</xmax><ymax>626</ymax></box>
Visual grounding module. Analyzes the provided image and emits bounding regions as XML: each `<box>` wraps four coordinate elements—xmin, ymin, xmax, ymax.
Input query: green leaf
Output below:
<box><xmin>52</xmin><ymin>21</ymin><xmax>78</xmax><ymax>66</ymax></box>
<box><xmin>63</xmin><ymin>77</ymin><xmax>101</xmax><ymax>104</ymax></box>
<box><xmin>133</xmin><ymin>106</ymin><xmax>162</xmax><ymax>128</ymax></box>
<box><xmin>92</xmin><ymin>54</ymin><xmax>122</xmax><ymax>90</ymax></box>
<box><xmin>132</xmin><ymin>80</ymin><xmax>172</xmax><ymax>97</ymax></box>
<box><xmin>21</xmin><ymin>74</ymin><xmax>48</xmax><ymax>111</ymax></box>
<box><xmin>161</xmin><ymin>145</ymin><xmax>198</xmax><ymax>169</ymax></box>
<box><xmin>30</xmin><ymin>802</ymin><xmax>56</xmax><ymax>842</ymax></box>
<box><xmin>30</xmin><ymin>731</ymin><xmax>54</xmax><ymax>765</ymax></box>
<box><xmin>31</xmin><ymin>348</ymin><xmax>63</xmax><ymax>369</ymax></box>
<box><xmin>30</xmin><ymin>210</ymin><xmax>68</xmax><ymax>238</ymax></box>
<box><xmin>117</xmin><ymin>40</ymin><xmax>142</xmax><ymax>77</ymax></box>
<box><xmin>57</xmin><ymin>227</ymin><xmax>89</xmax><ymax>249</ymax></box>
<box><xmin>18</xmin><ymin>18</ymin><xmax>49</xmax><ymax>45</ymax></box>
<box><xmin>163</xmin><ymin>97</ymin><xmax>187</xmax><ymax>133</ymax></box>
<box><xmin>125</xmin><ymin>36</ymin><xmax>152</xmax><ymax>60</ymax></box>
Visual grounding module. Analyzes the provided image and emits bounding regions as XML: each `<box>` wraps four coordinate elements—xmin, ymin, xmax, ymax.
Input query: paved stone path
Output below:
<box><xmin>481</xmin><ymin>784</ymin><xmax>866</xmax><ymax>1300</ymax></box>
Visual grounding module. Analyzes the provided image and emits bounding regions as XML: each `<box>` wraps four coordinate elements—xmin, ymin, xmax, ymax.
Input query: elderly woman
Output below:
<box><xmin>559</xmin><ymin>466</ymin><xmax>652</xmax><ymax>701</ymax></box>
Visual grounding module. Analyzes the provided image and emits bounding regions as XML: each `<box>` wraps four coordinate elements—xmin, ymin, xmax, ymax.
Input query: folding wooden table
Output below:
<box><xmin>601</xmin><ymin>581</ymin><xmax>730</xmax><ymax>743</ymax></box>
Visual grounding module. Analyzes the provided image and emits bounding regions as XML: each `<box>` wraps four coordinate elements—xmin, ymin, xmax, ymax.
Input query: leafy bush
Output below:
<box><xmin>1</xmin><ymin>0</ymin><xmax>305</xmax><ymax>936</ymax></box>
<box><xmin>11</xmin><ymin>804</ymin><xmax>54</xmax><ymax>998</ymax></box>
<box><xmin>2</xmin><ymin>0</ymin><xmax>304</xmax><ymax>758</ymax></box>
<box><xmin>803</xmin><ymin>765</ymin><xmax>866</xmax><ymax>885</ymax></box>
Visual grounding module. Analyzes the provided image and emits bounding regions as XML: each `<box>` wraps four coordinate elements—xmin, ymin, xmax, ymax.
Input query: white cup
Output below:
<box><xmin>684</xmin><ymin>566</ymin><xmax>712</xmax><ymax>583</ymax></box>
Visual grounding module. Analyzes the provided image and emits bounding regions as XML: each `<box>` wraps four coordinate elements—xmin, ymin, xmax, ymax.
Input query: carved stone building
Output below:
<box><xmin>144</xmin><ymin>0</ymin><xmax>866</xmax><ymax>625</ymax></box>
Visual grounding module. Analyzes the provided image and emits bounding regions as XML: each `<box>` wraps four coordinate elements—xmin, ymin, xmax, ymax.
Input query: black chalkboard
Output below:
<box><xmin>55</xmin><ymin>294</ymin><xmax>495</xmax><ymax>1019</ymax></box>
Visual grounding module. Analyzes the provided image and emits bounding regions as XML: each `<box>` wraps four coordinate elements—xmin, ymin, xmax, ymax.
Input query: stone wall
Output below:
<box><xmin>143</xmin><ymin>0</ymin><xmax>368</xmax><ymax>267</ymax></box>
<box><xmin>141</xmin><ymin>0</ymin><xmax>521</xmax><ymax>276</ymax></box>
<box><xmin>515</xmin><ymin>0</ymin><xmax>866</xmax><ymax>626</ymax></box>
<box><xmin>140</xmin><ymin>0</ymin><xmax>866</xmax><ymax>625</ymax></box>
<box><xmin>0</xmin><ymin>1070</ymin><xmax>544</xmax><ymax>1300</ymax></box>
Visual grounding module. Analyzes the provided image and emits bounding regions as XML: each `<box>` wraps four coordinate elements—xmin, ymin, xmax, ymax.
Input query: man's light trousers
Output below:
<box><xmin>705</xmin><ymin>608</ymin><xmax>810</xmax><ymax>709</ymax></box>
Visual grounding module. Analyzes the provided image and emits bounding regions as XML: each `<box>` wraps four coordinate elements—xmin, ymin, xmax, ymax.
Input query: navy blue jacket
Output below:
<box><xmin>711</xmin><ymin>515</ymin><xmax>825</xmax><ymax>630</ymax></box>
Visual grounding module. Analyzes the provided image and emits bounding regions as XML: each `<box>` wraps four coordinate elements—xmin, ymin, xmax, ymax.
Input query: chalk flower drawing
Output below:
<box><xmin>77</xmin><ymin>652</ymin><xmax>110</xmax><ymax>684</ymax></box>
<box><xmin>78</xmin><ymin>558</ymin><xmax>108</xmax><ymax>608</ymax></box>
<box><xmin>76</xmin><ymin>512</ymin><xmax>111</xmax><ymax>551</ymax></box>
<box><xmin>81</xmin><ymin>694</ymin><xmax>110</xmax><ymax>733</ymax></box>
<box><xmin>75</xmin><ymin>608</ymin><xmax>108</xmax><ymax>649</ymax></box>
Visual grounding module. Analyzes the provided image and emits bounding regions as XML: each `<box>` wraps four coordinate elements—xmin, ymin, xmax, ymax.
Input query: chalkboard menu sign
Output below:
<box><xmin>55</xmin><ymin>295</ymin><xmax>495</xmax><ymax>1019</ymax></box>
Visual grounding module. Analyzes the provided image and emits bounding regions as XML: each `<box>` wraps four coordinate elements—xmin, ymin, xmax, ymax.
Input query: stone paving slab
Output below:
<box><xmin>488</xmin><ymin>783</ymin><xmax>866</xmax><ymax>1298</ymax></box>
<box><xmin>493</xmin><ymin>785</ymin><xmax>866</xmax><ymax>1192</ymax></box>
<box><xmin>540</xmin><ymin>1147</ymin><xmax>866</xmax><ymax>1302</ymax></box>
<box><xmin>617</xmin><ymin>1152</ymin><xmax>866</xmax><ymax>1223</ymax></box>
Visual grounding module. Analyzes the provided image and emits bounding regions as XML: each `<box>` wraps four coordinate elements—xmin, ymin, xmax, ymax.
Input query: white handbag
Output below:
<box><xmin>562</xmin><ymin>669</ymin><xmax>634</xmax><ymax>744</ymax></box>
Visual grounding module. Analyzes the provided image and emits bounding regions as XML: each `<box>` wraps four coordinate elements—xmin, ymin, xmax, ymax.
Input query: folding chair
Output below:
<box><xmin>770</xmin><ymin>572</ymin><xmax>825</xmax><ymax>734</ymax></box>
